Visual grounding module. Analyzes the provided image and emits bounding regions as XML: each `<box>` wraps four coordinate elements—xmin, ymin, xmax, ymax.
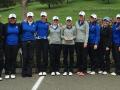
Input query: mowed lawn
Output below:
<box><xmin>0</xmin><ymin>0</ymin><xmax>120</xmax><ymax>23</ymax></box>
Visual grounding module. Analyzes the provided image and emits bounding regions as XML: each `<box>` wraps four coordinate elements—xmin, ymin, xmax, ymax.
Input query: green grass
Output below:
<box><xmin>0</xmin><ymin>0</ymin><xmax>120</xmax><ymax>23</ymax></box>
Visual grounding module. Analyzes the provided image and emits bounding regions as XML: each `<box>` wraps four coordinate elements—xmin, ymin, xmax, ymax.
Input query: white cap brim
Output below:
<box><xmin>40</xmin><ymin>12</ymin><xmax>47</xmax><ymax>17</ymax></box>
<box><xmin>9</xmin><ymin>14</ymin><xmax>16</xmax><ymax>19</ymax></box>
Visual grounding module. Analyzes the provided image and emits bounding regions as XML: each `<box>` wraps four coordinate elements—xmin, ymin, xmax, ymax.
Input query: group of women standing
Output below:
<box><xmin>0</xmin><ymin>11</ymin><xmax>120</xmax><ymax>81</ymax></box>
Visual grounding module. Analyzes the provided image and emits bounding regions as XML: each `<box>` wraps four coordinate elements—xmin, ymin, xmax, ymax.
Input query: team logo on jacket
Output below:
<box><xmin>33</xmin><ymin>25</ymin><xmax>35</xmax><ymax>27</ymax></box>
<box><xmin>16</xmin><ymin>26</ymin><xmax>18</xmax><ymax>28</ymax></box>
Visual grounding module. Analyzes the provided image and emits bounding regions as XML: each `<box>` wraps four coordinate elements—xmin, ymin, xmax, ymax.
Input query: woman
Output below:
<box><xmin>48</xmin><ymin>16</ymin><xmax>62</xmax><ymax>76</ymax></box>
<box><xmin>62</xmin><ymin>16</ymin><xmax>76</xmax><ymax>76</ymax></box>
<box><xmin>111</xmin><ymin>14</ymin><xmax>120</xmax><ymax>76</ymax></box>
<box><xmin>4</xmin><ymin>13</ymin><xmax>20</xmax><ymax>79</ymax></box>
<box><xmin>98</xmin><ymin>17</ymin><xmax>111</xmax><ymax>75</ymax></box>
<box><xmin>21</xmin><ymin>12</ymin><xmax>36</xmax><ymax>77</ymax></box>
<box><xmin>35</xmin><ymin>11</ymin><xmax>49</xmax><ymax>76</ymax></box>
<box><xmin>0</xmin><ymin>16</ymin><xmax>4</xmax><ymax>81</ymax></box>
<box><xmin>75</xmin><ymin>11</ymin><xmax>89</xmax><ymax>76</ymax></box>
<box><xmin>88</xmin><ymin>13</ymin><xmax>100</xmax><ymax>75</ymax></box>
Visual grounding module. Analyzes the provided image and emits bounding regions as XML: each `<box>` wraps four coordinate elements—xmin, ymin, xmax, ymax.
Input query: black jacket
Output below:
<box><xmin>99</xmin><ymin>25</ymin><xmax>112</xmax><ymax>48</ymax></box>
<box><xmin>0</xmin><ymin>22</ymin><xmax>4</xmax><ymax>43</ymax></box>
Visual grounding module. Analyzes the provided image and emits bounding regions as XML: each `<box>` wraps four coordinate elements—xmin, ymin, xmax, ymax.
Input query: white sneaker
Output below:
<box><xmin>38</xmin><ymin>72</ymin><xmax>43</xmax><ymax>76</ymax></box>
<box><xmin>87</xmin><ymin>71</ymin><xmax>91</xmax><ymax>74</ymax></box>
<box><xmin>11</xmin><ymin>74</ymin><xmax>16</xmax><ymax>79</ymax></box>
<box><xmin>98</xmin><ymin>71</ymin><xmax>103</xmax><ymax>74</ymax></box>
<box><xmin>5</xmin><ymin>75</ymin><xmax>10</xmax><ymax>79</ymax></box>
<box><xmin>0</xmin><ymin>77</ymin><xmax>3</xmax><ymax>81</ymax></box>
<box><xmin>63</xmin><ymin>72</ymin><xmax>67</xmax><ymax>76</ymax></box>
<box><xmin>68</xmin><ymin>72</ymin><xmax>73</xmax><ymax>76</ymax></box>
<box><xmin>56</xmin><ymin>72</ymin><xmax>60</xmax><ymax>75</ymax></box>
<box><xmin>111</xmin><ymin>72</ymin><xmax>117</xmax><ymax>76</ymax></box>
<box><xmin>43</xmin><ymin>72</ymin><xmax>47</xmax><ymax>76</ymax></box>
<box><xmin>90</xmin><ymin>71</ymin><xmax>96</xmax><ymax>75</ymax></box>
<box><xmin>51</xmin><ymin>72</ymin><xmax>55</xmax><ymax>76</ymax></box>
<box><xmin>102</xmin><ymin>71</ymin><xmax>108</xmax><ymax>75</ymax></box>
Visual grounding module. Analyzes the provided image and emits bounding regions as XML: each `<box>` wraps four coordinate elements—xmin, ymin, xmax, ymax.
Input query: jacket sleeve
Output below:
<box><xmin>61</xmin><ymin>25</ymin><xmax>65</xmax><ymax>39</ymax></box>
<box><xmin>106</xmin><ymin>26</ymin><xmax>112</xmax><ymax>48</ymax></box>
<box><xmin>73</xmin><ymin>26</ymin><xmax>77</xmax><ymax>39</ymax></box>
<box><xmin>95</xmin><ymin>24</ymin><xmax>100</xmax><ymax>45</ymax></box>
<box><xmin>17</xmin><ymin>23</ymin><xmax>22</xmax><ymax>48</ymax></box>
<box><xmin>2</xmin><ymin>23</ymin><xmax>7</xmax><ymax>49</ymax></box>
<box><xmin>84</xmin><ymin>21</ymin><xmax>89</xmax><ymax>44</ymax></box>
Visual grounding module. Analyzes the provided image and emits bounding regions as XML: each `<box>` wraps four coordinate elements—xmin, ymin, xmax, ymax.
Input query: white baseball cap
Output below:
<box><xmin>66</xmin><ymin>16</ymin><xmax>72</xmax><ymax>21</ymax></box>
<box><xmin>91</xmin><ymin>13</ymin><xmax>97</xmax><ymax>19</ymax></box>
<box><xmin>103</xmin><ymin>16</ymin><xmax>110</xmax><ymax>22</ymax></box>
<box><xmin>79</xmin><ymin>11</ymin><xmax>85</xmax><ymax>16</ymax></box>
<box><xmin>27</xmin><ymin>12</ymin><xmax>34</xmax><ymax>17</ymax></box>
<box><xmin>53</xmin><ymin>16</ymin><xmax>59</xmax><ymax>20</ymax></box>
<box><xmin>40</xmin><ymin>11</ymin><xmax>47</xmax><ymax>17</ymax></box>
<box><xmin>116</xmin><ymin>14</ymin><xmax>120</xmax><ymax>18</ymax></box>
<box><xmin>8</xmin><ymin>13</ymin><xmax>16</xmax><ymax>19</ymax></box>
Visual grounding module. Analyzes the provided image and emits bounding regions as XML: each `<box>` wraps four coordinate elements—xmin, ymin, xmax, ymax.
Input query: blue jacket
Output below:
<box><xmin>35</xmin><ymin>20</ymin><xmax>49</xmax><ymax>39</ymax></box>
<box><xmin>5</xmin><ymin>23</ymin><xmax>20</xmax><ymax>45</ymax></box>
<box><xmin>88</xmin><ymin>22</ymin><xmax>100</xmax><ymax>45</ymax></box>
<box><xmin>21</xmin><ymin>21</ymin><xmax>36</xmax><ymax>41</ymax></box>
<box><xmin>112</xmin><ymin>22</ymin><xmax>120</xmax><ymax>46</ymax></box>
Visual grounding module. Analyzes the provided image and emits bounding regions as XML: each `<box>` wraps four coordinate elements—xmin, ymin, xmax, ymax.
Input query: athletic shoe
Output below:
<box><xmin>98</xmin><ymin>71</ymin><xmax>103</xmax><ymax>74</ymax></box>
<box><xmin>38</xmin><ymin>72</ymin><xmax>43</xmax><ymax>76</ymax></box>
<box><xmin>10</xmin><ymin>74</ymin><xmax>16</xmax><ymax>79</ymax></box>
<box><xmin>56</xmin><ymin>72</ymin><xmax>60</xmax><ymax>75</ymax></box>
<box><xmin>111</xmin><ymin>72</ymin><xmax>116</xmax><ymax>76</ymax></box>
<box><xmin>5</xmin><ymin>75</ymin><xmax>10</xmax><ymax>79</ymax></box>
<box><xmin>87</xmin><ymin>71</ymin><xmax>91</xmax><ymax>74</ymax></box>
<box><xmin>43</xmin><ymin>72</ymin><xmax>47</xmax><ymax>76</ymax></box>
<box><xmin>79</xmin><ymin>72</ymin><xmax>85</xmax><ymax>76</ymax></box>
<box><xmin>63</xmin><ymin>72</ymin><xmax>67</xmax><ymax>76</ymax></box>
<box><xmin>102</xmin><ymin>71</ymin><xmax>108</xmax><ymax>75</ymax></box>
<box><xmin>90</xmin><ymin>71</ymin><xmax>96</xmax><ymax>75</ymax></box>
<box><xmin>51</xmin><ymin>72</ymin><xmax>55</xmax><ymax>76</ymax></box>
<box><xmin>76</xmin><ymin>72</ymin><xmax>81</xmax><ymax>75</ymax></box>
<box><xmin>0</xmin><ymin>77</ymin><xmax>3</xmax><ymax>81</ymax></box>
<box><xmin>68</xmin><ymin>72</ymin><xmax>73</xmax><ymax>76</ymax></box>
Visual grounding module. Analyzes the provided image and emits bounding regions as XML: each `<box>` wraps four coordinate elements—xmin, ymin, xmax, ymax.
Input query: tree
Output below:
<box><xmin>36</xmin><ymin>0</ymin><xmax>65</xmax><ymax>8</ymax></box>
<box><xmin>20</xmin><ymin>0</ymin><xmax>28</xmax><ymax>20</ymax></box>
<box><xmin>0</xmin><ymin>0</ymin><xmax>16</xmax><ymax>8</ymax></box>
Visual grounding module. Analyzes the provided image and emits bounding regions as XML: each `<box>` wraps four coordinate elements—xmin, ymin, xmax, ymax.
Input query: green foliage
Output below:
<box><xmin>0</xmin><ymin>0</ymin><xmax>16</xmax><ymax>8</ymax></box>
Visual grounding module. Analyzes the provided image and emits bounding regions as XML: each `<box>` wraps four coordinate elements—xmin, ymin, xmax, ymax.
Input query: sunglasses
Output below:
<box><xmin>117</xmin><ymin>17</ymin><xmax>120</xmax><ymax>19</ymax></box>
<box><xmin>54</xmin><ymin>19</ymin><xmax>59</xmax><ymax>21</ymax></box>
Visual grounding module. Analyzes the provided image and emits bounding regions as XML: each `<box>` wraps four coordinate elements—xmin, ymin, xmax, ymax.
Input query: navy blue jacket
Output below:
<box><xmin>21</xmin><ymin>21</ymin><xmax>36</xmax><ymax>42</ymax></box>
<box><xmin>4</xmin><ymin>23</ymin><xmax>20</xmax><ymax>45</ymax></box>
<box><xmin>35</xmin><ymin>20</ymin><xmax>49</xmax><ymax>39</ymax></box>
<box><xmin>100</xmin><ymin>25</ymin><xmax>112</xmax><ymax>47</ymax></box>
<box><xmin>112</xmin><ymin>22</ymin><xmax>120</xmax><ymax>46</ymax></box>
<box><xmin>88</xmin><ymin>22</ymin><xmax>100</xmax><ymax>45</ymax></box>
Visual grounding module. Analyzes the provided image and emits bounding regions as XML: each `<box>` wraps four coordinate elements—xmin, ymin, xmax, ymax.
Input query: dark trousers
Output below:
<box><xmin>88</xmin><ymin>44</ymin><xmax>99</xmax><ymax>72</ymax></box>
<box><xmin>112</xmin><ymin>44</ymin><xmax>120</xmax><ymax>74</ymax></box>
<box><xmin>63</xmin><ymin>45</ymin><xmax>74</xmax><ymax>72</ymax></box>
<box><xmin>36</xmin><ymin>39</ymin><xmax>48</xmax><ymax>72</ymax></box>
<box><xmin>5</xmin><ymin>45</ymin><xmax>18</xmax><ymax>75</ymax></box>
<box><xmin>22</xmin><ymin>41</ymin><xmax>34</xmax><ymax>76</ymax></box>
<box><xmin>0</xmin><ymin>43</ymin><xmax>4</xmax><ymax>77</ymax></box>
<box><xmin>75</xmin><ymin>42</ymin><xmax>87</xmax><ymax>72</ymax></box>
<box><xmin>98</xmin><ymin>45</ymin><xmax>110</xmax><ymax>72</ymax></box>
<box><xmin>49</xmin><ymin>44</ymin><xmax>61</xmax><ymax>72</ymax></box>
